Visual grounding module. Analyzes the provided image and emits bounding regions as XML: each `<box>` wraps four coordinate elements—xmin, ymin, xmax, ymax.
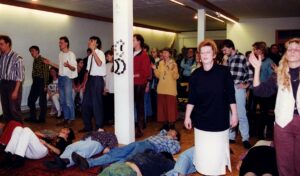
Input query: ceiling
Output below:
<box><xmin>11</xmin><ymin>0</ymin><xmax>300</xmax><ymax>32</ymax></box>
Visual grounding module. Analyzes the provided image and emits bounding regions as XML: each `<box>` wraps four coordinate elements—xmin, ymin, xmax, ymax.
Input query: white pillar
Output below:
<box><xmin>197</xmin><ymin>9</ymin><xmax>206</xmax><ymax>44</ymax></box>
<box><xmin>113</xmin><ymin>0</ymin><xmax>135</xmax><ymax>144</ymax></box>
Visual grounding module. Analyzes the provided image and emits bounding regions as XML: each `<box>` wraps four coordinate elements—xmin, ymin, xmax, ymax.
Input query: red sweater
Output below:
<box><xmin>134</xmin><ymin>51</ymin><xmax>151</xmax><ymax>85</ymax></box>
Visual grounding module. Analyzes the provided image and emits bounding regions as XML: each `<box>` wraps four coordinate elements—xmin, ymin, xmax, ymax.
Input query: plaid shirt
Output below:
<box><xmin>82</xmin><ymin>131</ymin><xmax>118</xmax><ymax>149</ymax></box>
<box><xmin>227</xmin><ymin>52</ymin><xmax>253</xmax><ymax>85</ymax></box>
<box><xmin>32</xmin><ymin>56</ymin><xmax>49</xmax><ymax>86</ymax></box>
<box><xmin>146</xmin><ymin>130</ymin><xmax>180</xmax><ymax>155</ymax></box>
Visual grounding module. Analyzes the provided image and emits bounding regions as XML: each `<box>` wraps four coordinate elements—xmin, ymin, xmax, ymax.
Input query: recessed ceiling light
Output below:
<box><xmin>216</xmin><ymin>12</ymin><xmax>238</xmax><ymax>24</ymax></box>
<box><xmin>169</xmin><ymin>0</ymin><xmax>185</xmax><ymax>6</ymax></box>
<box><xmin>32</xmin><ymin>0</ymin><xmax>38</xmax><ymax>2</ymax></box>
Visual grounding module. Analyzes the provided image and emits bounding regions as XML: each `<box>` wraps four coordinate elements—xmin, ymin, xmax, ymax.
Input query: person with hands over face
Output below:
<box><xmin>249</xmin><ymin>38</ymin><xmax>300</xmax><ymax>176</ymax></box>
<box><xmin>79</xmin><ymin>36</ymin><xmax>106</xmax><ymax>133</ymax></box>
<box><xmin>152</xmin><ymin>48</ymin><xmax>179</xmax><ymax>130</ymax></box>
<box><xmin>184</xmin><ymin>39</ymin><xmax>238</xmax><ymax>176</ymax></box>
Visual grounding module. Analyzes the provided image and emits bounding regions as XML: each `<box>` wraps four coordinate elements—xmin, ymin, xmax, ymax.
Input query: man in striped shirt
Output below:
<box><xmin>0</xmin><ymin>35</ymin><xmax>25</xmax><ymax>123</ymax></box>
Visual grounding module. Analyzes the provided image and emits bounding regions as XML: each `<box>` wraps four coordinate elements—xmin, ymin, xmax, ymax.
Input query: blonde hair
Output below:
<box><xmin>277</xmin><ymin>38</ymin><xmax>300</xmax><ymax>90</ymax></box>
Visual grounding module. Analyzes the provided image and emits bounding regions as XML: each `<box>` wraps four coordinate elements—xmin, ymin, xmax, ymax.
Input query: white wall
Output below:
<box><xmin>0</xmin><ymin>4</ymin><xmax>181</xmax><ymax>110</ymax></box>
<box><xmin>133</xmin><ymin>27</ymin><xmax>176</xmax><ymax>49</ymax></box>
<box><xmin>227</xmin><ymin>17</ymin><xmax>300</xmax><ymax>54</ymax></box>
<box><xmin>174</xmin><ymin>30</ymin><xmax>226</xmax><ymax>51</ymax></box>
<box><xmin>0</xmin><ymin>4</ymin><xmax>114</xmax><ymax>107</ymax></box>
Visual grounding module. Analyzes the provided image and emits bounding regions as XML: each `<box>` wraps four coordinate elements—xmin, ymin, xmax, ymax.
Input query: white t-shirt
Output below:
<box><xmin>86</xmin><ymin>49</ymin><xmax>106</xmax><ymax>76</ymax></box>
<box><xmin>105</xmin><ymin>62</ymin><xmax>114</xmax><ymax>93</ymax></box>
<box><xmin>58</xmin><ymin>51</ymin><xmax>78</xmax><ymax>79</ymax></box>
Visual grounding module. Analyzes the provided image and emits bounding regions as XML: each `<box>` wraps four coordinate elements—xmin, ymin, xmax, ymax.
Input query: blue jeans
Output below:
<box><xmin>88</xmin><ymin>140</ymin><xmax>156</xmax><ymax>168</ymax></box>
<box><xmin>229</xmin><ymin>87</ymin><xmax>249</xmax><ymax>141</ymax></box>
<box><xmin>165</xmin><ymin>147</ymin><xmax>196</xmax><ymax>176</ymax></box>
<box><xmin>58</xmin><ymin>76</ymin><xmax>75</xmax><ymax>120</ymax></box>
<box><xmin>60</xmin><ymin>137</ymin><xmax>103</xmax><ymax>167</ymax></box>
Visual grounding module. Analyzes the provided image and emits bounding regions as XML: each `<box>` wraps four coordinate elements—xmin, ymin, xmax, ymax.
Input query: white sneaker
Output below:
<box><xmin>57</xmin><ymin>111</ymin><xmax>61</xmax><ymax>118</ymax></box>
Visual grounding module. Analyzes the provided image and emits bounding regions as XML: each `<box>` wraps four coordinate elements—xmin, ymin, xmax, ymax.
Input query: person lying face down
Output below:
<box><xmin>237</xmin><ymin>140</ymin><xmax>278</xmax><ymax>176</ymax></box>
<box><xmin>44</xmin><ymin>128</ymin><xmax>118</xmax><ymax>170</ymax></box>
<box><xmin>0</xmin><ymin>125</ymin><xmax>74</xmax><ymax>169</ymax></box>
<box><xmin>99</xmin><ymin>149</ymin><xmax>175</xmax><ymax>176</ymax></box>
<box><xmin>71</xmin><ymin>129</ymin><xmax>181</xmax><ymax>170</ymax></box>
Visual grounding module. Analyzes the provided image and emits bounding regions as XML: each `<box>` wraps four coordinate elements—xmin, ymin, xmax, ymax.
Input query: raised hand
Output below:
<box><xmin>249</xmin><ymin>52</ymin><xmax>262</xmax><ymax>70</ymax></box>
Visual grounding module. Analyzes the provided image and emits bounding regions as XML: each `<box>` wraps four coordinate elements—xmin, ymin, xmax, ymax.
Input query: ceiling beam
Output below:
<box><xmin>192</xmin><ymin>0</ymin><xmax>239</xmax><ymax>22</ymax></box>
<box><xmin>0</xmin><ymin>0</ymin><xmax>179</xmax><ymax>33</ymax></box>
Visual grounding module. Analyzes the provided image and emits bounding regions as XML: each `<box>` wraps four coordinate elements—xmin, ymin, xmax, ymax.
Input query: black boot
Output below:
<box><xmin>0</xmin><ymin>152</ymin><xmax>13</xmax><ymax>169</ymax></box>
<box><xmin>11</xmin><ymin>155</ymin><xmax>25</xmax><ymax>168</ymax></box>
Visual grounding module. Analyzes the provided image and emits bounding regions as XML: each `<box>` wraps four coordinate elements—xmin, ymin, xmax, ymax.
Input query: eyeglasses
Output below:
<box><xmin>287</xmin><ymin>49</ymin><xmax>300</xmax><ymax>53</ymax></box>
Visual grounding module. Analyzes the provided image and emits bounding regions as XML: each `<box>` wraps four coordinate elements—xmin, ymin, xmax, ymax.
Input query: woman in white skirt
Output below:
<box><xmin>184</xmin><ymin>39</ymin><xmax>238</xmax><ymax>175</ymax></box>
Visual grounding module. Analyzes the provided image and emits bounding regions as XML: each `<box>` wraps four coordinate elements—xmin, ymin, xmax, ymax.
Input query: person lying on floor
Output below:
<box><xmin>99</xmin><ymin>149</ymin><xmax>175</xmax><ymax>176</ymax></box>
<box><xmin>0</xmin><ymin>126</ymin><xmax>75</xmax><ymax>169</ymax></box>
<box><xmin>71</xmin><ymin>129</ymin><xmax>181</xmax><ymax>170</ymax></box>
<box><xmin>44</xmin><ymin>128</ymin><xmax>118</xmax><ymax>169</ymax></box>
<box><xmin>237</xmin><ymin>140</ymin><xmax>278</xmax><ymax>176</ymax></box>
<box><xmin>0</xmin><ymin>120</ymin><xmax>23</xmax><ymax>146</ymax></box>
<box><xmin>164</xmin><ymin>147</ymin><xmax>196</xmax><ymax>176</ymax></box>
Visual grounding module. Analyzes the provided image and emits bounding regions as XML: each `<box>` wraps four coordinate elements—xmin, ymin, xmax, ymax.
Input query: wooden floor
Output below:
<box><xmin>1</xmin><ymin>112</ymin><xmax>257</xmax><ymax>176</ymax></box>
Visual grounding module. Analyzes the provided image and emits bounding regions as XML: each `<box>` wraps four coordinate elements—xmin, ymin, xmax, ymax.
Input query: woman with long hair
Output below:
<box><xmin>250</xmin><ymin>38</ymin><xmax>300</xmax><ymax>176</ymax></box>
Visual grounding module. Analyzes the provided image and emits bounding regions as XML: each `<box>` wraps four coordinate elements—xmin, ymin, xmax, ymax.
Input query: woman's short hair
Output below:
<box><xmin>252</xmin><ymin>41</ymin><xmax>268</xmax><ymax>55</ymax></box>
<box><xmin>162</xmin><ymin>47</ymin><xmax>172</xmax><ymax>55</ymax></box>
<box><xmin>198</xmin><ymin>39</ymin><xmax>218</xmax><ymax>57</ymax></box>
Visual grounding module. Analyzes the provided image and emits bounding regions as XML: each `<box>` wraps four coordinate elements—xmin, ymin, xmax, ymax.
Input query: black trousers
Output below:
<box><xmin>27</xmin><ymin>77</ymin><xmax>47</xmax><ymax>121</ymax></box>
<box><xmin>134</xmin><ymin>84</ymin><xmax>146</xmax><ymax>130</ymax></box>
<box><xmin>82</xmin><ymin>76</ymin><xmax>104</xmax><ymax>130</ymax></box>
<box><xmin>249</xmin><ymin>89</ymin><xmax>275</xmax><ymax>139</ymax></box>
<box><xmin>0</xmin><ymin>80</ymin><xmax>23</xmax><ymax>123</ymax></box>
<box><xmin>103</xmin><ymin>93</ymin><xmax>114</xmax><ymax>123</ymax></box>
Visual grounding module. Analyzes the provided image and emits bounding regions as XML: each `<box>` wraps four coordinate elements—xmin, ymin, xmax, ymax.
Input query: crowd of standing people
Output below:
<box><xmin>0</xmin><ymin>33</ymin><xmax>299</xmax><ymax>176</ymax></box>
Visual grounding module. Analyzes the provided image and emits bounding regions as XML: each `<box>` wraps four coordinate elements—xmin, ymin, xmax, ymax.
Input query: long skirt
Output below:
<box><xmin>157</xmin><ymin>94</ymin><xmax>178</xmax><ymax>123</ymax></box>
<box><xmin>194</xmin><ymin>128</ymin><xmax>231</xmax><ymax>175</ymax></box>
